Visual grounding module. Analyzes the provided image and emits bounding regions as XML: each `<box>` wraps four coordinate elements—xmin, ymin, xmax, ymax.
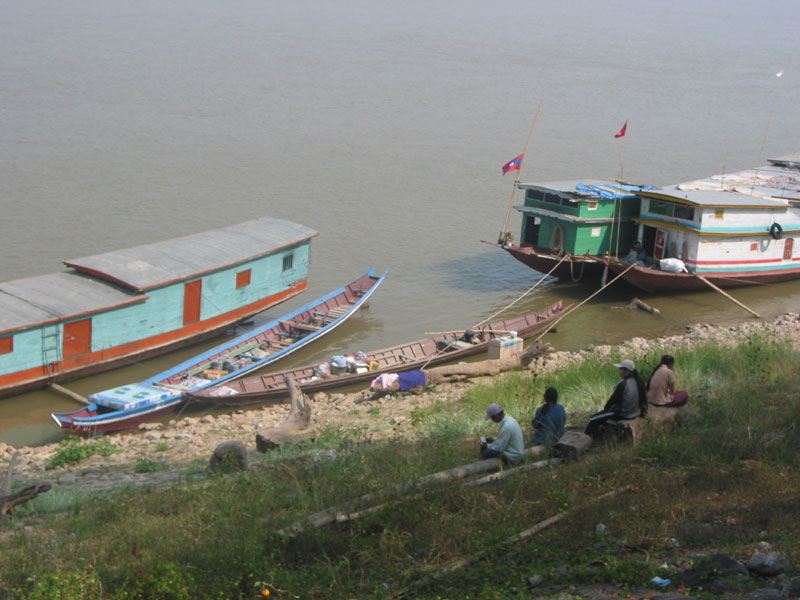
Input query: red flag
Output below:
<box><xmin>614</xmin><ymin>120</ymin><xmax>628</xmax><ymax>138</ymax></box>
<box><xmin>502</xmin><ymin>154</ymin><xmax>524</xmax><ymax>175</ymax></box>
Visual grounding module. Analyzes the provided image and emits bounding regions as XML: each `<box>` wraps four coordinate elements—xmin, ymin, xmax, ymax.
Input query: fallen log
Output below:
<box><xmin>278</xmin><ymin>446</ymin><xmax>548</xmax><ymax>536</ymax></box>
<box><xmin>256</xmin><ymin>375</ymin><xmax>313</xmax><ymax>451</ymax></box>
<box><xmin>395</xmin><ymin>488</ymin><xmax>626</xmax><ymax>598</ymax></box>
<box><xmin>1</xmin><ymin>452</ymin><xmax>54</xmax><ymax>518</ymax></box>
<box><xmin>426</xmin><ymin>341</ymin><xmax>553</xmax><ymax>385</ymax></box>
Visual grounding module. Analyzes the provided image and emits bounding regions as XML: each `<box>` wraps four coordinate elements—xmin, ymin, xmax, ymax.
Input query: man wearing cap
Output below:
<box><xmin>583</xmin><ymin>359</ymin><xmax>648</xmax><ymax>437</ymax></box>
<box><xmin>480</xmin><ymin>403</ymin><xmax>525</xmax><ymax>464</ymax></box>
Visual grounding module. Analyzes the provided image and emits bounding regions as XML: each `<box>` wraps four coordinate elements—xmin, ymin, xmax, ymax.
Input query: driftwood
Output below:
<box><xmin>611</xmin><ymin>297</ymin><xmax>661</xmax><ymax>316</ymax></box>
<box><xmin>1</xmin><ymin>452</ymin><xmax>53</xmax><ymax>518</ymax></box>
<box><xmin>278</xmin><ymin>446</ymin><xmax>548</xmax><ymax>536</ymax></box>
<box><xmin>592</xmin><ymin>403</ymin><xmax>689</xmax><ymax>446</ymax></box>
<box><xmin>256</xmin><ymin>375</ymin><xmax>313</xmax><ymax>451</ymax></box>
<box><xmin>426</xmin><ymin>341</ymin><xmax>553</xmax><ymax>385</ymax></box>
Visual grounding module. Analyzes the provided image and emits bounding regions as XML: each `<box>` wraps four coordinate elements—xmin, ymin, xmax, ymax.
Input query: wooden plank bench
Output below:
<box><xmin>279</xmin><ymin>319</ymin><xmax>322</xmax><ymax>332</ymax></box>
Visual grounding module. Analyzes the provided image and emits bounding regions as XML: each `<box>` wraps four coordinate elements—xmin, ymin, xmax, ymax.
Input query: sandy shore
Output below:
<box><xmin>2</xmin><ymin>312</ymin><xmax>798</xmax><ymax>495</ymax></box>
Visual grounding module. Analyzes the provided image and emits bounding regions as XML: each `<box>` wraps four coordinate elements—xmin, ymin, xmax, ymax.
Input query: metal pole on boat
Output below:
<box><xmin>498</xmin><ymin>97</ymin><xmax>544</xmax><ymax>244</ymax></box>
<box><xmin>692</xmin><ymin>273</ymin><xmax>760</xmax><ymax>318</ymax></box>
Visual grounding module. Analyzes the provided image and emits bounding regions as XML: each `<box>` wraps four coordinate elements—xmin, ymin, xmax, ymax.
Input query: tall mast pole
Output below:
<box><xmin>498</xmin><ymin>97</ymin><xmax>544</xmax><ymax>244</ymax></box>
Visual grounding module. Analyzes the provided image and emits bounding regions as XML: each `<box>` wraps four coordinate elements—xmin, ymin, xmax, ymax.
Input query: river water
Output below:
<box><xmin>2</xmin><ymin>0</ymin><xmax>799</xmax><ymax>447</ymax></box>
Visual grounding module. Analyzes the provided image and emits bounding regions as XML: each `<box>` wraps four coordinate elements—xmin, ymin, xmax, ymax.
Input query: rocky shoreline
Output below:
<box><xmin>2</xmin><ymin>312</ymin><xmax>799</xmax><ymax>496</ymax></box>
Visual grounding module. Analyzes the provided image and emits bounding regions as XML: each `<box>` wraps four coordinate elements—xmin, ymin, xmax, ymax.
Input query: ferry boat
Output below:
<box><xmin>0</xmin><ymin>217</ymin><xmax>317</xmax><ymax>398</ymax></box>
<box><xmin>605</xmin><ymin>154</ymin><xmax>800</xmax><ymax>292</ymax></box>
<box><xmin>497</xmin><ymin>180</ymin><xmax>647</xmax><ymax>282</ymax></box>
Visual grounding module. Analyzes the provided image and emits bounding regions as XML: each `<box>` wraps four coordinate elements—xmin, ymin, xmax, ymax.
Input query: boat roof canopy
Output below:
<box><xmin>64</xmin><ymin>217</ymin><xmax>318</xmax><ymax>292</ymax></box>
<box><xmin>517</xmin><ymin>179</ymin><xmax>643</xmax><ymax>199</ymax></box>
<box><xmin>0</xmin><ymin>272</ymin><xmax>144</xmax><ymax>334</ymax></box>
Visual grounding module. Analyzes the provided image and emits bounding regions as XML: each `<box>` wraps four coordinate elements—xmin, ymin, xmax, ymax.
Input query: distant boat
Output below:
<box><xmin>50</xmin><ymin>268</ymin><xmax>387</xmax><ymax>435</ymax></box>
<box><xmin>605</xmin><ymin>154</ymin><xmax>800</xmax><ymax>293</ymax></box>
<box><xmin>0</xmin><ymin>217</ymin><xmax>318</xmax><ymax>398</ymax></box>
<box><xmin>185</xmin><ymin>300</ymin><xmax>564</xmax><ymax>408</ymax></box>
<box><xmin>495</xmin><ymin>180</ymin><xmax>647</xmax><ymax>283</ymax></box>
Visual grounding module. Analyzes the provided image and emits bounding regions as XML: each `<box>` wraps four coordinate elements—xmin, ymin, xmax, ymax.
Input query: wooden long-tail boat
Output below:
<box><xmin>185</xmin><ymin>300</ymin><xmax>564</xmax><ymax>408</ymax></box>
<box><xmin>50</xmin><ymin>268</ymin><xmax>387</xmax><ymax>435</ymax></box>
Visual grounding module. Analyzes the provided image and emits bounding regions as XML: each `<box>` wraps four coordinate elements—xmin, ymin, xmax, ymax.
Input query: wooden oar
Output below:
<box><xmin>693</xmin><ymin>273</ymin><xmax>760</xmax><ymax>318</ymax></box>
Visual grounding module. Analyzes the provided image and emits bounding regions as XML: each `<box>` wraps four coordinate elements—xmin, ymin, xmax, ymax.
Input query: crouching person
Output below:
<box><xmin>480</xmin><ymin>403</ymin><xmax>524</xmax><ymax>465</ymax></box>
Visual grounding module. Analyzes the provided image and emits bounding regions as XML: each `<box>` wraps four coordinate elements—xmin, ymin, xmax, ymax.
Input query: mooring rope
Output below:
<box><xmin>473</xmin><ymin>253</ymin><xmax>570</xmax><ymax>328</ymax></box>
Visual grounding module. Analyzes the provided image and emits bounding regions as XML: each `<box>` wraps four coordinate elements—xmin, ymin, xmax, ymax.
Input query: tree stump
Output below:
<box><xmin>552</xmin><ymin>431</ymin><xmax>593</xmax><ymax>461</ymax></box>
<box><xmin>256</xmin><ymin>374</ymin><xmax>313</xmax><ymax>451</ymax></box>
<box><xmin>209</xmin><ymin>441</ymin><xmax>248</xmax><ymax>473</ymax></box>
<box><xmin>592</xmin><ymin>404</ymin><xmax>689</xmax><ymax>446</ymax></box>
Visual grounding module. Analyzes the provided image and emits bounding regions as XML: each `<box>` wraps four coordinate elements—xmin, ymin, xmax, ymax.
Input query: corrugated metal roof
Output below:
<box><xmin>64</xmin><ymin>217</ymin><xmax>318</xmax><ymax>292</ymax></box>
<box><xmin>0</xmin><ymin>272</ymin><xmax>143</xmax><ymax>334</ymax></box>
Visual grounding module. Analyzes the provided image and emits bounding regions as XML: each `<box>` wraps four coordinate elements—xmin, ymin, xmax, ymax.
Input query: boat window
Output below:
<box><xmin>674</xmin><ymin>204</ymin><xmax>695</xmax><ymax>220</ymax></box>
<box><xmin>0</xmin><ymin>336</ymin><xmax>12</xmax><ymax>355</ymax></box>
<box><xmin>649</xmin><ymin>199</ymin><xmax>695</xmax><ymax>221</ymax></box>
<box><xmin>587</xmin><ymin>201</ymin><xmax>598</xmax><ymax>210</ymax></box>
<box><xmin>543</xmin><ymin>193</ymin><xmax>562</xmax><ymax>205</ymax></box>
<box><xmin>649</xmin><ymin>199</ymin><xmax>674</xmax><ymax>216</ymax></box>
<box><xmin>715</xmin><ymin>209</ymin><xmax>724</xmax><ymax>219</ymax></box>
<box><xmin>590</xmin><ymin>227</ymin><xmax>601</xmax><ymax>237</ymax></box>
<box><xmin>282</xmin><ymin>254</ymin><xmax>294</xmax><ymax>272</ymax></box>
<box><xmin>236</xmin><ymin>269</ymin><xmax>252</xmax><ymax>289</ymax></box>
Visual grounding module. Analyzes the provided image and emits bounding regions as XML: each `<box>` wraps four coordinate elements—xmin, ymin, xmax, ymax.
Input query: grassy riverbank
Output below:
<box><xmin>1</xmin><ymin>332</ymin><xmax>799</xmax><ymax>599</ymax></box>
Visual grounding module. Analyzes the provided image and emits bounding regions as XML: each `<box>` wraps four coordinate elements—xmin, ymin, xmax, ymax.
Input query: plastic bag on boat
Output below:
<box><xmin>314</xmin><ymin>362</ymin><xmax>331</xmax><ymax>378</ymax></box>
<box><xmin>659</xmin><ymin>258</ymin><xmax>688</xmax><ymax>273</ymax></box>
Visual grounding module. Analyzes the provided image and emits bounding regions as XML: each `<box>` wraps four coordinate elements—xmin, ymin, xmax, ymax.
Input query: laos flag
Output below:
<box><xmin>502</xmin><ymin>154</ymin><xmax>523</xmax><ymax>175</ymax></box>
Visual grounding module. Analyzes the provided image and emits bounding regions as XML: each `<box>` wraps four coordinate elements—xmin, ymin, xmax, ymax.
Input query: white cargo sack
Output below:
<box><xmin>659</xmin><ymin>258</ymin><xmax>688</xmax><ymax>273</ymax></box>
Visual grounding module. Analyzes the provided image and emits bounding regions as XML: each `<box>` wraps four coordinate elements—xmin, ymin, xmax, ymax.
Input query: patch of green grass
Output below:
<box><xmin>134</xmin><ymin>458</ymin><xmax>167</xmax><ymax>473</ymax></box>
<box><xmin>45</xmin><ymin>436</ymin><xmax>118</xmax><ymax>470</ymax></box>
<box><xmin>2</xmin><ymin>333</ymin><xmax>799</xmax><ymax>599</ymax></box>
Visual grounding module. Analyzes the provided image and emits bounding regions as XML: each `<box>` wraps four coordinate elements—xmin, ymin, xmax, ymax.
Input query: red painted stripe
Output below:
<box><xmin>0</xmin><ymin>280</ymin><xmax>307</xmax><ymax>396</ymax></box>
<box><xmin>686</xmin><ymin>257</ymin><xmax>782</xmax><ymax>266</ymax></box>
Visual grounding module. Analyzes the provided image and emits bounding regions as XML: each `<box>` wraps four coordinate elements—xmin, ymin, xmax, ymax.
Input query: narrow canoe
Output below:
<box><xmin>186</xmin><ymin>300</ymin><xmax>565</xmax><ymax>408</ymax></box>
<box><xmin>50</xmin><ymin>267</ymin><xmax>388</xmax><ymax>435</ymax></box>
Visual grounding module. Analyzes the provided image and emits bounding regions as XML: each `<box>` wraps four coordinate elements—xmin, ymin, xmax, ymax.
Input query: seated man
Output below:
<box><xmin>480</xmin><ymin>403</ymin><xmax>525</xmax><ymax>465</ymax></box>
<box><xmin>622</xmin><ymin>241</ymin><xmax>646</xmax><ymax>266</ymax></box>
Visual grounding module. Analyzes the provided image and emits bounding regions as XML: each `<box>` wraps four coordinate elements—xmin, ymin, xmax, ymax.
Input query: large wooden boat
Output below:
<box><xmin>50</xmin><ymin>268</ymin><xmax>387</xmax><ymax>435</ymax></box>
<box><xmin>605</xmin><ymin>154</ymin><xmax>800</xmax><ymax>294</ymax></box>
<box><xmin>496</xmin><ymin>181</ymin><xmax>646</xmax><ymax>282</ymax></box>
<box><xmin>186</xmin><ymin>300</ymin><xmax>565</xmax><ymax>408</ymax></box>
<box><xmin>0</xmin><ymin>217</ymin><xmax>317</xmax><ymax>398</ymax></box>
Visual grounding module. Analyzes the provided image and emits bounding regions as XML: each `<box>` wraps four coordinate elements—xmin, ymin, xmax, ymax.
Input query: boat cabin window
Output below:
<box><xmin>0</xmin><ymin>336</ymin><xmax>12</xmax><ymax>355</ymax></box>
<box><xmin>648</xmin><ymin>199</ymin><xmax>695</xmax><ymax>221</ymax></box>
<box><xmin>236</xmin><ymin>269</ymin><xmax>252</xmax><ymax>289</ymax></box>
<box><xmin>528</xmin><ymin>189</ymin><xmax>578</xmax><ymax>208</ymax></box>
<box><xmin>587</xmin><ymin>201</ymin><xmax>598</xmax><ymax>210</ymax></box>
<box><xmin>282</xmin><ymin>254</ymin><xmax>294</xmax><ymax>272</ymax></box>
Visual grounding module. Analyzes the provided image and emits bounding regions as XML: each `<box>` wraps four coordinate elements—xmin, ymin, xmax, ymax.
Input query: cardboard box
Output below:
<box><xmin>202</xmin><ymin>369</ymin><xmax>228</xmax><ymax>380</ymax></box>
<box><xmin>488</xmin><ymin>336</ymin><xmax>523</xmax><ymax>359</ymax></box>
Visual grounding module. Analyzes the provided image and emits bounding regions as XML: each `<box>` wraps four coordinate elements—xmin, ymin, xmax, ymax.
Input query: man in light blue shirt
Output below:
<box><xmin>480</xmin><ymin>403</ymin><xmax>525</xmax><ymax>465</ymax></box>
